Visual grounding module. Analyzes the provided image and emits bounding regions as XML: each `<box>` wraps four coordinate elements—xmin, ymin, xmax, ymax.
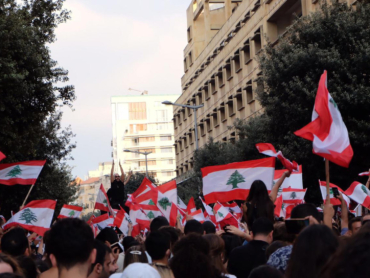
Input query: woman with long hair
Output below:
<box><xmin>0</xmin><ymin>253</ymin><xmax>23</xmax><ymax>275</ymax></box>
<box><xmin>123</xmin><ymin>245</ymin><xmax>148</xmax><ymax>270</ymax></box>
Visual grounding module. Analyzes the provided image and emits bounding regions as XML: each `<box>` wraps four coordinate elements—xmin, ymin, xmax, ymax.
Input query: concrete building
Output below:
<box><xmin>111</xmin><ymin>93</ymin><xmax>179</xmax><ymax>184</ymax></box>
<box><xmin>88</xmin><ymin>162</ymin><xmax>113</xmax><ymax>178</ymax></box>
<box><xmin>174</xmin><ymin>0</ymin><xmax>319</xmax><ymax>178</ymax></box>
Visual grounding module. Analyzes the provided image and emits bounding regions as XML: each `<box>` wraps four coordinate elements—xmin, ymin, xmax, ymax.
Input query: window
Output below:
<box><xmin>117</xmin><ymin>103</ymin><xmax>129</xmax><ymax>120</ymax></box>
<box><xmin>142</xmin><ymin>148</ymin><xmax>156</xmax><ymax>153</ymax></box>
<box><xmin>245</xmin><ymin>81</ymin><xmax>253</xmax><ymax>103</ymax></box>
<box><xmin>200</xmin><ymin>123</ymin><xmax>205</xmax><ymax>136</ymax></box>
<box><xmin>139</xmin><ymin>137</ymin><xmax>155</xmax><ymax>143</ymax></box>
<box><xmin>161</xmin><ymin>148</ymin><xmax>173</xmax><ymax>153</ymax></box>
<box><xmin>130</xmin><ymin>124</ymin><xmax>147</xmax><ymax>133</ymax></box>
<box><xmin>217</xmin><ymin>68</ymin><xmax>224</xmax><ymax>89</ymax></box>
<box><xmin>236</xmin><ymin>89</ymin><xmax>244</xmax><ymax>110</ymax></box>
<box><xmin>224</xmin><ymin>59</ymin><xmax>232</xmax><ymax>80</ymax></box>
<box><xmin>197</xmin><ymin>90</ymin><xmax>203</xmax><ymax>105</ymax></box>
<box><xmin>139</xmin><ymin>160</ymin><xmax>156</xmax><ymax>166</ymax></box>
<box><xmin>189</xmin><ymin>131</ymin><xmax>193</xmax><ymax>144</ymax></box>
<box><xmin>253</xmin><ymin>28</ymin><xmax>262</xmax><ymax>54</ymax></box>
<box><xmin>209</xmin><ymin>77</ymin><xmax>216</xmax><ymax>94</ymax></box>
<box><xmin>129</xmin><ymin>103</ymin><xmax>146</xmax><ymax>120</ymax></box>
<box><xmin>228</xmin><ymin>98</ymin><xmax>235</xmax><ymax>117</ymax></box>
<box><xmin>189</xmin><ymin>52</ymin><xmax>193</xmax><ymax>66</ymax></box>
<box><xmin>213</xmin><ymin>110</ymin><xmax>219</xmax><ymax>127</ymax></box>
<box><xmin>203</xmin><ymin>84</ymin><xmax>209</xmax><ymax>100</ymax></box>
<box><xmin>243</xmin><ymin>40</ymin><xmax>251</xmax><ymax>64</ymax></box>
<box><xmin>219</xmin><ymin>105</ymin><xmax>226</xmax><ymax>122</ymax></box>
<box><xmin>233</xmin><ymin>50</ymin><xmax>241</xmax><ymax>72</ymax></box>
<box><xmin>206</xmin><ymin>117</ymin><xmax>212</xmax><ymax>132</ymax></box>
<box><xmin>187</xmin><ymin>26</ymin><xmax>192</xmax><ymax>42</ymax></box>
<box><xmin>162</xmin><ymin>171</ymin><xmax>174</xmax><ymax>177</ymax></box>
<box><xmin>132</xmin><ymin>138</ymin><xmax>139</xmax><ymax>146</ymax></box>
<box><xmin>160</xmin><ymin>136</ymin><xmax>172</xmax><ymax>141</ymax></box>
<box><xmin>156</xmin><ymin>110</ymin><xmax>168</xmax><ymax>122</ymax></box>
<box><xmin>184</xmin><ymin>58</ymin><xmax>188</xmax><ymax>72</ymax></box>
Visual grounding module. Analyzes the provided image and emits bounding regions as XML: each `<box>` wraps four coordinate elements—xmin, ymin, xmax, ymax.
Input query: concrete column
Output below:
<box><xmin>225</xmin><ymin>0</ymin><xmax>232</xmax><ymax>20</ymax></box>
<box><xmin>204</xmin><ymin>1</ymin><xmax>212</xmax><ymax>44</ymax></box>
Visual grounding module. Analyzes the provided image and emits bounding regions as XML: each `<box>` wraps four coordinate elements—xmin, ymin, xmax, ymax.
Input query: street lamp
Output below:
<box><xmin>162</xmin><ymin>101</ymin><xmax>204</xmax><ymax>150</ymax></box>
<box><xmin>124</xmin><ymin>150</ymin><xmax>152</xmax><ymax>177</ymax></box>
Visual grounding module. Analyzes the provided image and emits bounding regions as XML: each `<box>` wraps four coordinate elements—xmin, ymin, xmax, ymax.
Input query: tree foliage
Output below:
<box><xmin>0</xmin><ymin>0</ymin><xmax>77</xmax><ymax>218</ymax></box>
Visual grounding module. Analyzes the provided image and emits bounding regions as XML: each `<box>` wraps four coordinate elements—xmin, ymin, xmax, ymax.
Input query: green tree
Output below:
<box><xmin>19</xmin><ymin>208</ymin><xmax>37</xmax><ymax>224</ymax></box>
<box><xmin>0</xmin><ymin>0</ymin><xmax>77</xmax><ymax>218</ymax></box>
<box><xmin>6</xmin><ymin>166</ymin><xmax>22</xmax><ymax>178</ymax></box>
<box><xmin>226</xmin><ymin>170</ymin><xmax>246</xmax><ymax>189</ymax></box>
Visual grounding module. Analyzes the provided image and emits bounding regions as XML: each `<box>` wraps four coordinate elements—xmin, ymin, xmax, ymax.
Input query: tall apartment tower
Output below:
<box><xmin>173</xmin><ymin>0</ymin><xmax>320</xmax><ymax>179</ymax></box>
<box><xmin>111</xmin><ymin>93</ymin><xmax>179</xmax><ymax>184</ymax></box>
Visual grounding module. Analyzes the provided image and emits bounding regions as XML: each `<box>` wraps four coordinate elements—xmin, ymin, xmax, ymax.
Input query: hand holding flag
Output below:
<box><xmin>256</xmin><ymin>143</ymin><xmax>299</xmax><ymax>172</ymax></box>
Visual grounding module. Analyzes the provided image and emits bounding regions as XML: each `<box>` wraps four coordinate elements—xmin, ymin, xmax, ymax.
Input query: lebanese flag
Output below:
<box><xmin>202</xmin><ymin>158</ymin><xmax>275</xmax><ymax>204</ymax></box>
<box><xmin>281</xmin><ymin>187</ymin><xmax>307</xmax><ymax>204</ymax></box>
<box><xmin>319</xmin><ymin>181</ymin><xmax>350</xmax><ymax>206</ymax></box>
<box><xmin>92</xmin><ymin>214</ymin><xmax>114</xmax><ymax>231</ymax></box>
<box><xmin>359</xmin><ymin>172</ymin><xmax>370</xmax><ymax>177</ymax></box>
<box><xmin>126</xmin><ymin>177</ymin><xmax>156</xmax><ymax>209</ymax></box>
<box><xmin>274</xmin><ymin>195</ymin><xmax>295</xmax><ymax>219</ymax></box>
<box><xmin>188</xmin><ymin>209</ymin><xmax>206</xmax><ymax>223</ymax></box>
<box><xmin>114</xmin><ymin>207</ymin><xmax>132</xmax><ymax>236</ymax></box>
<box><xmin>274</xmin><ymin>166</ymin><xmax>303</xmax><ymax>198</ymax></box>
<box><xmin>294</xmin><ymin>71</ymin><xmax>353</xmax><ymax>168</ymax></box>
<box><xmin>3</xmin><ymin>200</ymin><xmax>56</xmax><ymax>236</ymax></box>
<box><xmin>344</xmin><ymin>181</ymin><xmax>370</xmax><ymax>209</ymax></box>
<box><xmin>221</xmin><ymin>202</ymin><xmax>242</xmax><ymax>220</ymax></box>
<box><xmin>150</xmin><ymin>189</ymin><xmax>177</xmax><ymax>227</ymax></box>
<box><xmin>58</xmin><ymin>204</ymin><xmax>83</xmax><ymax>219</ymax></box>
<box><xmin>256</xmin><ymin>143</ymin><xmax>299</xmax><ymax>172</ymax></box>
<box><xmin>200</xmin><ymin>197</ymin><xmax>216</xmax><ymax>224</ymax></box>
<box><xmin>177</xmin><ymin>196</ymin><xmax>187</xmax><ymax>210</ymax></box>
<box><xmin>0</xmin><ymin>160</ymin><xmax>46</xmax><ymax>186</ymax></box>
<box><xmin>129</xmin><ymin>204</ymin><xmax>151</xmax><ymax>237</ymax></box>
<box><xmin>0</xmin><ymin>215</ymin><xmax>6</xmax><ymax>223</ymax></box>
<box><xmin>213</xmin><ymin>202</ymin><xmax>233</xmax><ymax>223</ymax></box>
<box><xmin>0</xmin><ymin>152</ymin><xmax>6</xmax><ymax>162</ymax></box>
<box><xmin>187</xmin><ymin>197</ymin><xmax>197</xmax><ymax>214</ymax></box>
<box><xmin>94</xmin><ymin>184</ymin><xmax>112</xmax><ymax>213</ymax></box>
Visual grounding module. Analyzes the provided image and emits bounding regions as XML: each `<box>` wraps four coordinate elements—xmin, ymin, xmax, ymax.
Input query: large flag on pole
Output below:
<box><xmin>202</xmin><ymin>158</ymin><xmax>275</xmax><ymax>204</ymax></box>
<box><xmin>274</xmin><ymin>166</ymin><xmax>303</xmax><ymax>192</ymax></box>
<box><xmin>294</xmin><ymin>71</ymin><xmax>353</xmax><ymax>168</ymax></box>
<box><xmin>2</xmin><ymin>200</ymin><xmax>56</xmax><ymax>236</ymax></box>
<box><xmin>344</xmin><ymin>182</ymin><xmax>370</xmax><ymax>209</ymax></box>
<box><xmin>0</xmin><ymin>152</ymin><xmax>6</xmax><ymax>162</ymax></box>
<box><xmin>0</xmin><ymin>160</ymin><xmax>46</xmax><ymax>186</ymax></box>
<box><xmin>58</xmin><ymin>204</ymin><xmax>83</xmax><ymax>219</ymax></box>
<box><xmin>91</xmin><ymin>214</ymin><xmax>114</xmax><ymax>231</ymax></box>
<box><xmin>318</xmin><ymin>181</ymin><xmax>350</xmax><ymax>206</ymax></box>
<box><xmin>94</xmin><ymin>184</ymin><xmax>113</xmax><ymax>214</ymax></box>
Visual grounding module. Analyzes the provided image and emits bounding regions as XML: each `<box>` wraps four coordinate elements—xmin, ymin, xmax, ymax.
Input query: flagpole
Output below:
<box><xmin>325</xmin><ymin>159</ymin><xmax>331</xmax><ymax>204</ymax></box>
<box><xmin>22</xmin><ymin>184</ymin><xmax>35</xmax><ymax>207</ymax></box>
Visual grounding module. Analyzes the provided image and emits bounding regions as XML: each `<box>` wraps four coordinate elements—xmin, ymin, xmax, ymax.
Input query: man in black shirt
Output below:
<box><xmin>227</xmin><ymin>217</ymin><xmax>274</xmax><ymax>278</ymax></box>
<box><xmin>107</xmin><ymin>160</ymin><xmax>132</xmax><ymax>211</ymax></box>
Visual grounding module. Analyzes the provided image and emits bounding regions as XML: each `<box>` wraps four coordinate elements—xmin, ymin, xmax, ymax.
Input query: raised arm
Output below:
<box><xmin>119</xmin><ymin>161</ymin><xmax>125</xmax><ymax>183</ymax></box>
<box><xmin>269</xmin><ymin>171</ymin><xmax>291</xmax><ymax>203</ymax></box>
<box><xmin>110</xmin><ymin>160</ymin><xmax>115</xmax><ymax>183</ymax></box>
<box><xmin>366</xmin><ymin>168</ymin><xmax>370</xmax><ymax>189</ymax></box>
<box><xmin>124</xmin><ymin>170</ymin><xmax>133</xmax><ymax>185</ymax></box>
<box><xmin>338</xmin><ymin>192</ymin><xmax>348</xmax><ymax>231</ymax></box>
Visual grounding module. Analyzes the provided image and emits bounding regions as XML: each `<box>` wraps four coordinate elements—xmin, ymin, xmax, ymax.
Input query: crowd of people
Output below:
<box><xmin>1</xmin><ymin>178</ymin><xmax>370</xmax><ymax>278</ymax></box>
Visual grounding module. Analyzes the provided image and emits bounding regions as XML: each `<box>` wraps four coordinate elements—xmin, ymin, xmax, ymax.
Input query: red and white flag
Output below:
<box><xmin>319</xmin><ymin>181</ymin><xmax>350</xmax><ymax>206</ymax></box>
<box><xmin>274</xmin><ymin>166</ymin><xmax>303</xmax><ymax>198</ymax></box>
<box><xmin>126</xmin><ymin>177</ymin><xmax>156</xmax><ymax>209</ymax></box>
<box><xmin>0</xmin><ymin>152</ymin><xmax>6</xmax><ymax>162</ymax></box>
<box><xmin>3</xmin><ymin>200</ymin><xmax>56</xmax><ymax>236</ymax></box>
<box><xmin>274</xmin><ymin>196</ymin><xmax>296</xmax><ymax>219</ymax></box>
<box><xmin>200</xmin><ymin>197</ymin><xmax>216</xmax><ymax>224</ymax></box>
<box><xmin>58</xmin><ymin>204</ymin><xmax>83</xmax><ymax>219</ymax></box>
<box><xmin>148</xmin><ymin>188</ymin><xmax>177</xmax><ymax>227</ymax></box>
<box><xmin>202</xmin><ymin>158</ymin><xmax>275</xmax><ymax>204</ymax></box>
<box><xmin>129</xmin><ymin>204</ymin><xmax>152</xmax><ymax>237</ymax></box>
<box><xmin>177</xmin><ymin>196</ymin><xmax>187</xmax><ymax>210</ymax></box>
<box><xmin>359</xmin><ymin>172</ymin><xmax>370</xmax><ymax>177</ymax></box>
<box><xmin>94</xmin><ymin>184</ymin><xmax>112</xmax><ymax>213</ymax></box>
<box><xmin>281</xmin><ymin>187</ymin><xmax>307</xmax><ymax>204</ymax></box>
<box><xmin>256</xmin><ymin>143</ymin><xmax>299</xmax><ymax>172</ymax></box>
<box><xmin>213</xmin><ymin>202</ymin><xmax>233</xmax><ymax>223</ymax></box>
<box><xmin>0</xmin><ymin>160</ymin><xmax>46</xmax><ymax>186</ymax></box>
<box><xmin>187</xmin><ymin>197</ymin><xmax>197</xmax><ymax>214</ymax></box>
<box><xmin>221</xmin><ymin>202</ymin><xmax>242</xmax><ymax>220</ymax></box>
<box><xmin>114</xmin><ymin>207</ymin><xmax>132</xmax><ymax>236</ymax></box>
<box><xmin>189</xmin><ymin>209</ymin><xmax>206</xmax><ymax>223</ymax></box>
<box><xmin>344</xmin><ymin>182</ymin><xmax>370</xmax><ymax>209</ymax></box>
<box><xmin>91</xmin><ymin>214</ymin><xmax>114</xmax><ymax>231</ymax></box>
<box><xmin>294</xmin><ymin>71</ymin><xmax>353</xmax><ymax>168</ymax></box>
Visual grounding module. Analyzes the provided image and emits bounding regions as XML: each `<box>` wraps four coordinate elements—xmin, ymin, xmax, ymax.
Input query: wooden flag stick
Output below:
<box><xmin>325</xmin><ymin>159</ymin><xmax>330</xmax><ymax>204</ymax></box>
<box><xmin>366</xmin><ymin>168</ymin><xmax>370</xmax><ymax>189</ymax></box>
<box><xmin>22</xmin><ymin>184</ymin><xmax>35</xmax><ymax>207</ymax></box>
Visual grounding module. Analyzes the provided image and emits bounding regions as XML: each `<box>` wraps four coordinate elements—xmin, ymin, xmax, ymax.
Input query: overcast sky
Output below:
<box><xmin>49</xmin><ymin>0</ymin><xmax>189</xmax><ymax>179</ymax></box>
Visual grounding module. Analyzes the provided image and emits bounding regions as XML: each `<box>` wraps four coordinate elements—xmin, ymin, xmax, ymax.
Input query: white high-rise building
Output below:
<box><xmin>111</xmin><ymin>93</ymin><xmax>179</xmax><ymax>184</ymax></box>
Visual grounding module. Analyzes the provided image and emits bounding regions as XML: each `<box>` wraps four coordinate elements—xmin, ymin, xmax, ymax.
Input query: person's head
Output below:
<box><xmin>114</xmin><ymin>173</ymin><xmax>120</xmax><ymax>181</ymax></box>
<box><xmin>184</xmin><ymin>219</ymin><xmax>204</xmax><ymax>235</ymax></box>
<box><xmin>123</xmin><ymin>245</ymin><xmax>148</xmax><ymax>269</ymax></box>
<box><xmin>121</xmin><ymin>263</ymin><xmax>160</xmax><ymax>278</ymax></box>
<box><xmin>145</xmin><ymin>231</ymin><xmax>170</xmax><ymax>262</ymax></box>
<box><xmin>95</xmin><ymin>227</ymin><xmax>118</xmax><ymax>246</ymax></box>
<box><xmin>220</xmin><ymin>233</ymin><xmax>242</xmax><ymax>264</ymax></box>
<box><xmin>202</xmin><ymin>221</ymin><xmax>216</xmax><ymax>234</ymax></box>
<box><xmin>0</xmin><ymin>274</ymin><xmax>24</xmax><ymax>278</ymax></box>
<box><xmin>320</xmin><ymin>230</ymin><xmax>370</xmax><ymax>278</ymax></box>
<box><xmin>16</xmin><ymin>256</ymin><xmax>37</xmax><ymax>278</ymax></box>
<box><xmin>1</xmin><ymin>228</ymin><xmax>30</xmax><ymax>257</ymax></box>
<box><xmin>251</xmin><ymin>217</ymin><xmax>274</xmax><ymax>244</ymax></box>
<box><xmin>362</xmin><ymin>213</ymin><xmax>370</xmax><ymax>224</ymax></box>
<box><xmin>349</xmin><ymin>216</ymin><xmax>362</xmax><ymax>235</ymax></box>
<box><xmin>249</xmin><ymin>265</ymin><xmax>284</xmax><ymax>278</ymax></box>
<box><xmin>159</xmin><ymin>226</ymin><xmax>180</xmax><ymax>251</ymax></box>
<box><xmin>48</xmin><ymin>218</ymin><xmax>96</xmax><ymax>273</ymax></box>
<box><xmin>265</xmin><ymin>241</ymin><xmax>288</xmax><ymax>260</ymax></box>
<box><xmin>290</xmin><ymin>203</ymin><xmax>321</xmax><ymax>223</ymax></box>
<box><xmin>0</xmin><ymin>253</ymin><xmax>21</xmax><ymax>274</ymax></box>
<box><xmin>89</xmin><ymin>240</ymin><xmax>111</xmax><ymax>278</ymax></box>
<box><xmin>106</xmin><ymin>247</ymin><xmax>118</xmax><ymax>275</ymax></box>
<box><xmin>203</xmin><ymin>234</ymin><xmax>226</xmax><ymax>273</ymax></box>
<box><xmin>247</xmin><ymin>180</ymin><xmax>270</xmax><ymax>203</ymax></box>
<box><xmin>150</xmin><ymin>216</ymin><xmax>169</xmax><ymax>232</ymax></box>
<box><xmin>273</xmin><ymin>222</ymin><xmax>295</xmax><ymax>243</ymax></box>
<box><xmin>286</xmin><ymin>225</ymin><xmax>338</xmax><ymax>278</ymax></box>
<box><xmin>122</xmin><ymin>236</ymin><xmax>139</xmax><ymax>254</ymax></box>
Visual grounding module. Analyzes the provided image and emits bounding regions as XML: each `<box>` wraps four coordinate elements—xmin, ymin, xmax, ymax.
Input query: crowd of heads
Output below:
<box><xmin>1</xmin><ymin>179</ymin><xmax>370</xmax><ymax>278</ymax></box>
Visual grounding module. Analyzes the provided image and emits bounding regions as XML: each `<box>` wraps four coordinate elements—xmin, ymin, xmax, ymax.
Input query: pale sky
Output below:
<box><xmin>49</xmin><ymin>0</ymin><xmax>189</xmax><ymax>179</ymax></box>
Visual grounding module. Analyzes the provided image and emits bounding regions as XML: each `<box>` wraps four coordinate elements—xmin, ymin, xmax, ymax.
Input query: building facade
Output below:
<box><xmin>111</xmin><ymin>93</ymin><xmax>179</xmax><ymax>184</ymax></box>
<box><xmin>174</xmin><ymin>0</ymin><xmax>320</xmax><ymax>178</ymax></box>
<box><xmin>88</xmin><ymin>162</ymin><xmax>113</xmax><ymax>178</ymax></box>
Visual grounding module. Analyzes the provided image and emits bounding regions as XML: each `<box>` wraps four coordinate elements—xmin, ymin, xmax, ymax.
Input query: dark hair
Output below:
<box><xmin>123</xmin><ymin>245</ymin><xmax>148</xmax><ymax>269</ymax></box>
<box><xmin>246</xmin><ymin>180</ymin><xmax>275</xmax><ymax>229</ymax></box>
<box><xmin>0</xmin><ymin>253</ymin><xmax>22</xmax><ymax>274</ymax></box>
<box><xmin>349</xmin><ymin>216</ymin><xmax>362</xmax><ymax>231</ymax></box>
<box><xmin>202</xmin><ymin>221</ymin><xmax>216</xmax><ymax>234</ymax></box>
<box><xmin>16</xmin><ymin>256</ymin><xmax>38</xmax><ymax>278</ymax></box>
<box><xmin>0</xmin><ymin>274</ymin><xmax>24</xmax><ymax>278</ymax></box>
<box><xmin>320</xmin><ymin>230</ymin><xmax>370</xmax><ymax>278</ymax></box>
<box><xmin>251</xmin><ymin>217</ymin><xmax>274</xmax><ymax>236</ymax></box>
<box><xmin>48</xmin><ymin>218</ymin><xmax>94</xmax><ymax>270</ymax></box>
<box><xmin>286</xmin><ymin>225</ymin><xmax>338</xmax><ymax>278</ymax></box>
<box><xmin>249</xmin><ymin>265</ymin><xmax>284</xmax><ymax>278</ymax></box>
<box><xmin>95</xmin><ymin>227</ymin><xmax>118</xmax><ymax>245</ymax></box>
<box><xmin>273</xmin><ymin>222</ymin><xmax>295</xmax><ymax>243</ymax></box>
<box><xmin>290</xmin><ymin>204</ymin><xmax>320</xmax><ymax>223</ymax></box>
<box><xmin>266</xmin><ymin>241</ymin><xmax>288</xmax><ymax>260</ymax></box>
<box><xmin>122</xmin><ymin>236</ymin><xmax>139</xmax><ymax>253</ymax></box>
<box><xmin>159</xmin><ymin>226</ymin><xmax>180</xmax><ymax>249</ymax></box>
<box><xmin>145</xmin><ymin>231</ymin><xmax>170</xmax><ymax>260</ymax></box>
<box><xmin>203</xmin><ymin>234</ymin><xmax>226</xmax><ymax>273</ymax></box>
<box><xmin>184</xmin><ymin>219</ymin><xmax>204</xmax><ymax>235</ymax></box>
<box><xmin>220</xmin><ymin>233</ymin><xmax>242</xmax><ymax>264</ymax></box>
<box><xmin>150</xmin><ymin>216</ymin><xmax>169</xmax><ymax>232</ymax></box>
<box><xmin>92</xmin><ymin>240</ymin><xmax>108</xmax><ymax>267</ymax></box>
<box><xmin>1</xmin><ymin>228</ymin><xmax>29</xmax><ymax>257</ymax></box>
<box><xmin>35</xmin><ymin>259</ymin><xmax>49</xmax><ymax>273</ymax></box>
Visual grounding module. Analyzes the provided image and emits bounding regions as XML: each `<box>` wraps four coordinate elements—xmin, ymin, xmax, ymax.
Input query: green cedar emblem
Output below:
<box><xmin>282</xmin><ymin>203</ymin><xmax>285</xmax><ymax>210</ymax></box>
<box><xmin>290</xmin><ymin>192</ymin><xmax>297</xmax><ymax>199</ymax></box>
<box><xmin>148</xmin><ymin>199</ymin><xmax>155</xmax><ymax>205</ymax></box>
<box><xmin>6</xmin><ymin>165</ymin><xmax>22</xmax><ymax>178</ymax></box>
<box><xmin>177</xmin><ymin>196</ymin><xmax>181</xmax><ymax>205</ymax></box>
<box><xmin>19</xmin><ymin>208</ymin><xmax>37</xmax><ymax>224</ymax></box>
<box><xmin>103</xmin><ymin>199</ymin><xmax>108</xmax><ymax>206</ymax></box>
<box><xmin>147</xmin><ymin>211</ymin><xmax>155</xmax><ymax>219</ymax></box>
<box><xmin>329</xmin><ymin>189</ymin><xmax>333</xmax><ymax>195</ymax></box>
<box><xmin>217</xmin><ymin>211</ymin><xmax>224</xmax><ymax>218</ymax></box>
<box><xmin>329</xmin><ymin>98</ymin><xmax>338</xmax><ymax>109</ymax></box>
<box><xmin>125</xmin><ymin>216</ymin><xmax>132</xmax><ymax>224</ymax></box>
<box><xmin>158</xmin><ymin>197</ymin><xmax>171</xmax><ymax>210</ymax></box>
<box><xmin>68</xmin><ymin>210</ymin><xmax>75</xmax><ymax>217</ymax></box>
<box><xmin>362</xmin><ymin>185</ymin><xmax>368</xmax><ymax>195</ymax></box>
<box><xmin>226</xmin><ymin>170</ymin><xmax>246</xmax><ymax>189</ymax></box>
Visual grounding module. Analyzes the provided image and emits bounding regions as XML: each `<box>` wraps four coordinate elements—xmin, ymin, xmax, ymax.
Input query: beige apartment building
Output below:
<box><xmin>88</xmin><ymin>162</ymin><xmax>113</xmax><ymax>178</ymax></box>
<box><xmin>174</xmin><ymin>0</ymin><xmax>323</xmax><ymax>178</ymax></box>
<box><xmin>111</xmin><ymin>93</ymin><xmax>179</xmax><ymax>184</ymax></box>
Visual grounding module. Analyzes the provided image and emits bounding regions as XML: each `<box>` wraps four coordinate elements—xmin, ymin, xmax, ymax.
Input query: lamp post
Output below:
<box><xmin>162</xmin><ymin>101</ymin><xmax>204</xmax><ymax>150</ymax></box>
<box><xmin>124</xmin><ymin>150</ymin><xmax>152</xmax><ymax>177</ymax></box>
